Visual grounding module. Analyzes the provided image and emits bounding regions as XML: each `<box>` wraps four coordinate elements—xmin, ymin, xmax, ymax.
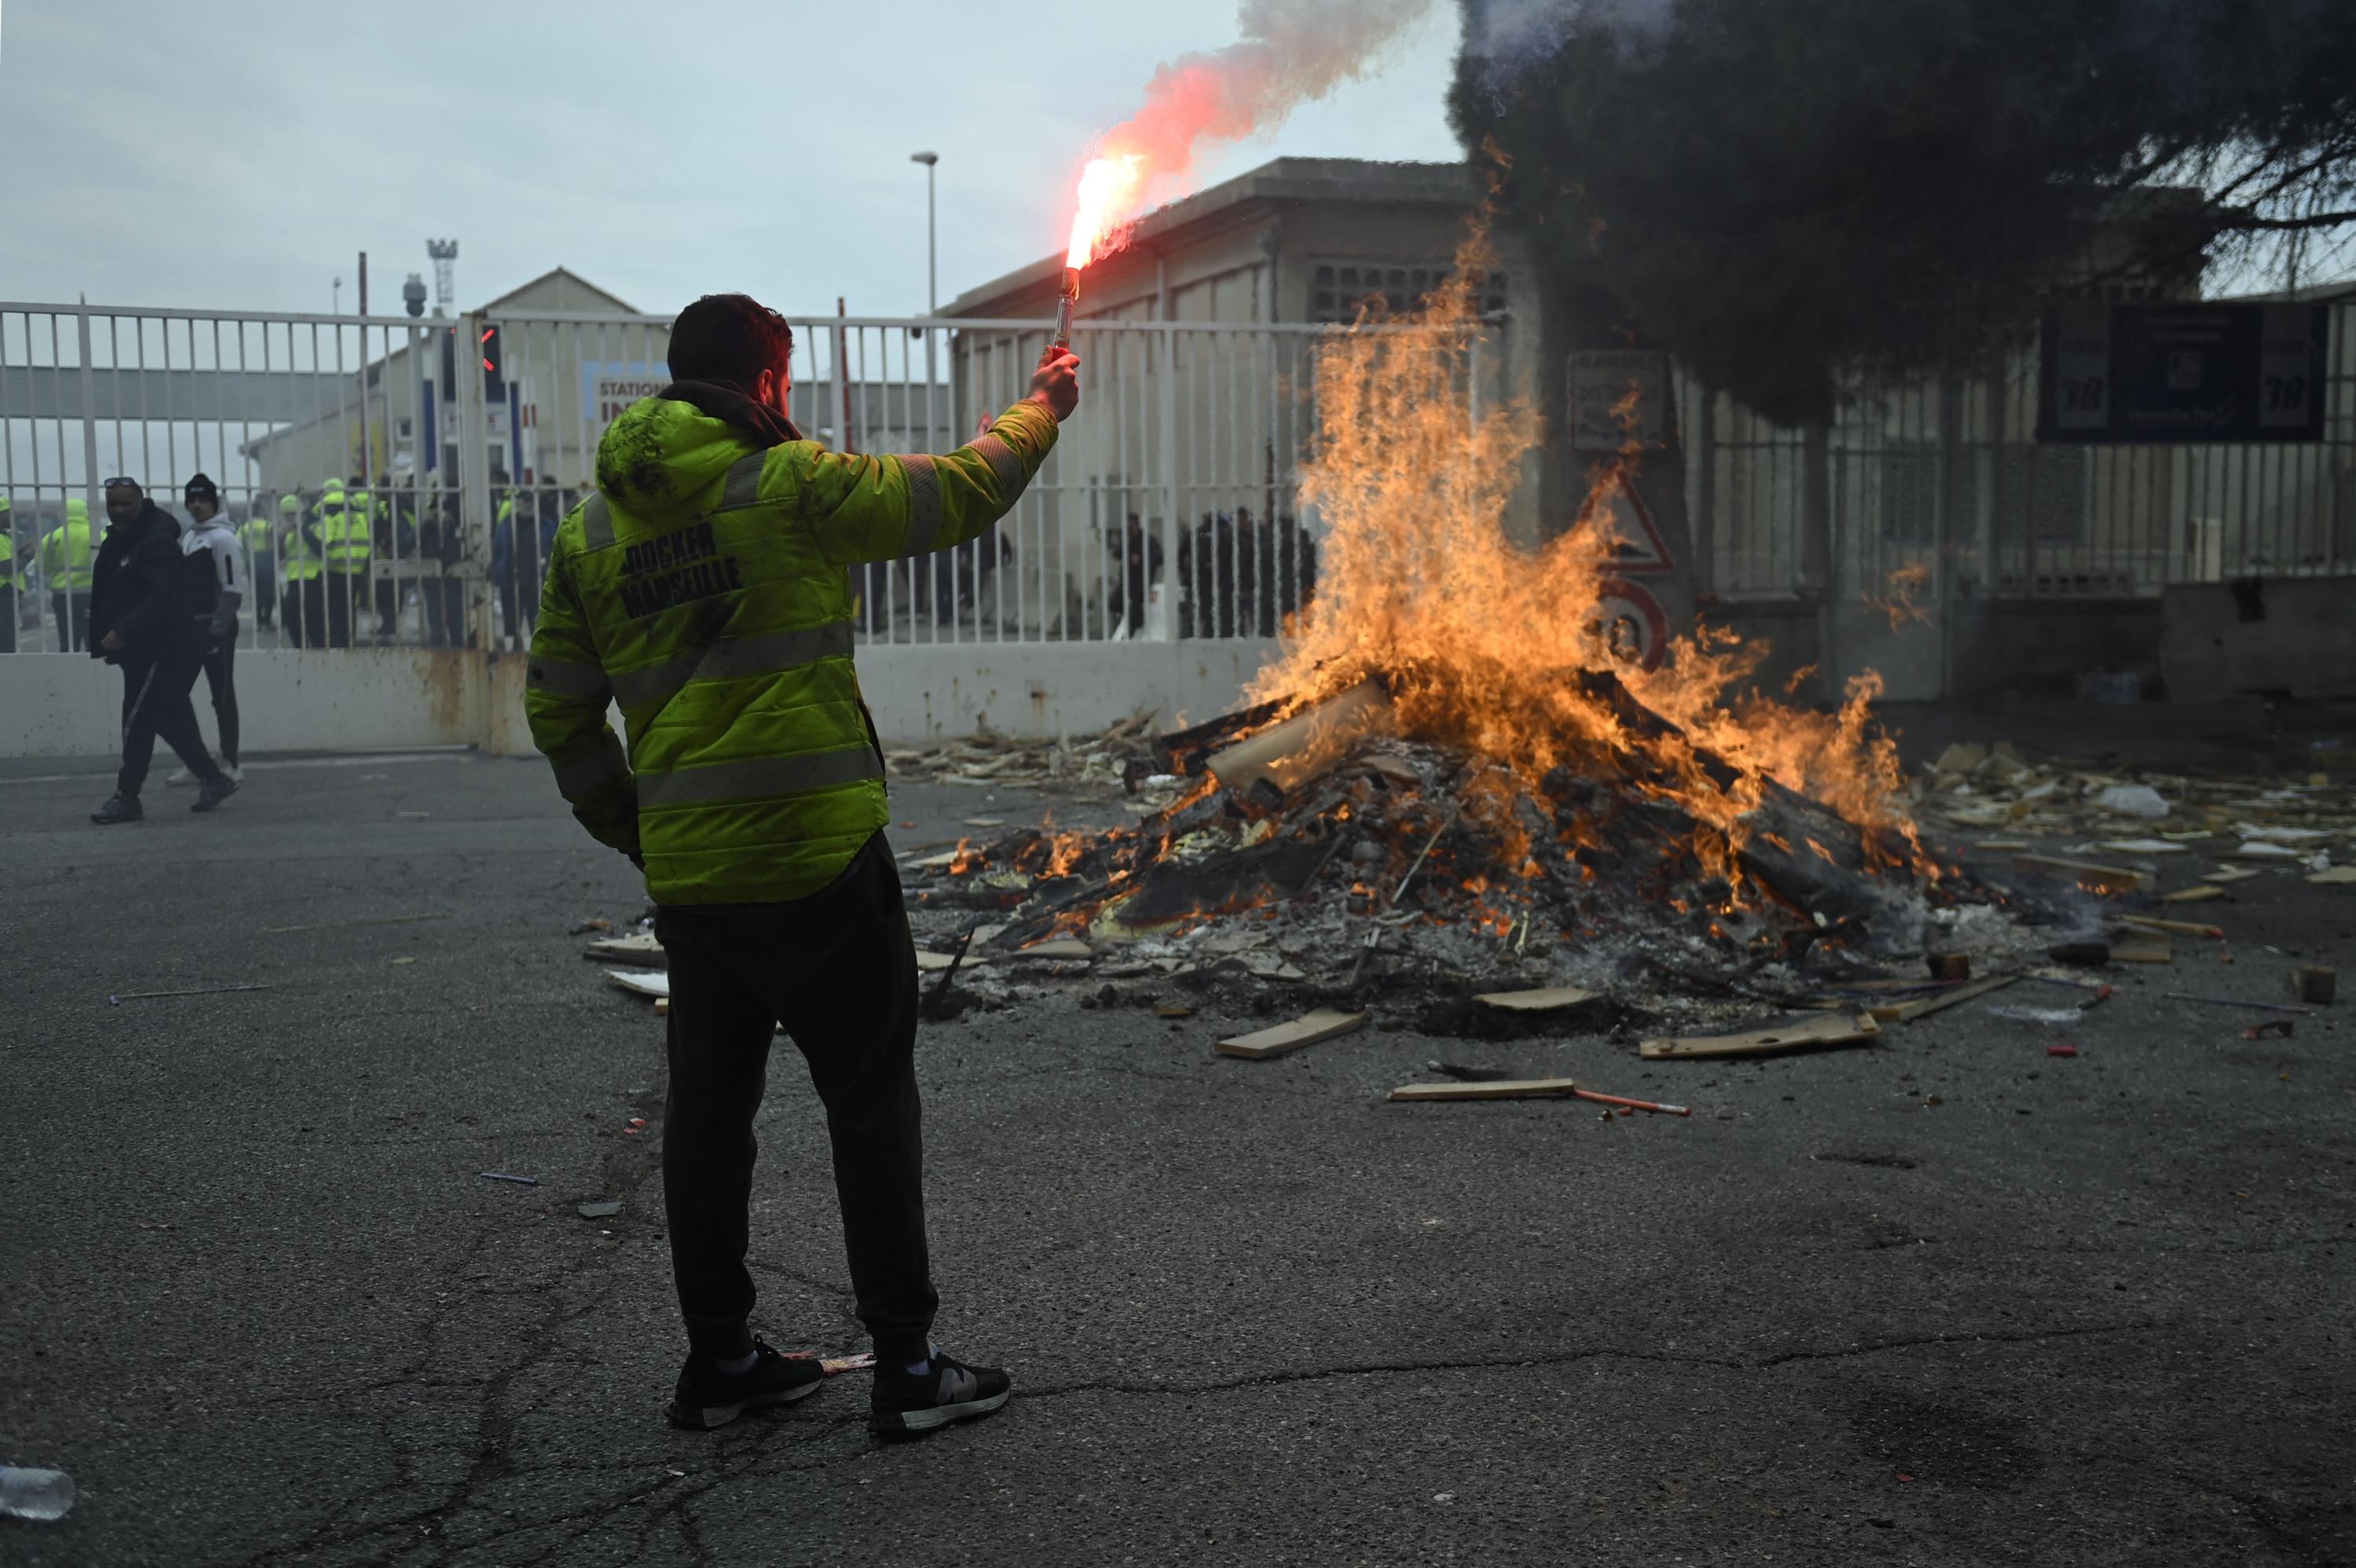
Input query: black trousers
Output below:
<box><xmin>196</xmin><ymin>626</ymin><xmax>239</xmax><ymax>767</ymax></box>
<box><xmin>119</xmin><ymin>652</ymin><xmax>218</xmax><ymax>798</ymax></box>
<box><xmin>285</xmin><ymin>580</ymin><xmax>330</xmax><ymax>649</ymax></box>
<box><xmin>325</xmin><ymin>574</ymin><xmax>358</xmax><ymax>649</ymax></box>
<box><xmin>252</xmin><ymin>560</ymin><xmax>276</xmax><ymax>626</ymax></box>
<box><xmin>52</xmin><ymin>591</ymin><xmax>91</xmax><ymax>652</ymax></box>
<box><xmin>653</xmin><ymin>832</ymin><xmax>935</xmax><ymax>1363</ymax></box>
<box><xmin>0</xmin><ymin>588</ymin><xmax>15</xmax><ymax>653</ymax></box>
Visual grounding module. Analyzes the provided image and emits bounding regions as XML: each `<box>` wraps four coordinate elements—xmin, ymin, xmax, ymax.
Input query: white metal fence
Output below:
<box><xmin>1</xmin><ymin>302</ymin><xmax>1337</xmax><ymax>660</ymax></box>
<box><xmin>1688</xmin><ymin>294</ymin><xmax>2356</xmax><ymax>604</ymax></box>
<box><xmin>12</xmin><ymin>294</ymin><xmax>2345</xmax><ymax>668</ymax></box>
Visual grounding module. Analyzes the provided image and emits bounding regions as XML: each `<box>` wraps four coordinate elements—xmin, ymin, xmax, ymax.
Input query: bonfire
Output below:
<box><xmin>915</xmin><ymin>234</ymin><xmax>1993</xmax><ymax>1014</ymax></box>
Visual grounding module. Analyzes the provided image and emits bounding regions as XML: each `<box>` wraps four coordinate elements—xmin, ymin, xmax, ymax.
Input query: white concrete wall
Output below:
<box><xmin>0</xmin><ymin>640</ymin><xmax>1278</xmax><ymax>759</ymax></box>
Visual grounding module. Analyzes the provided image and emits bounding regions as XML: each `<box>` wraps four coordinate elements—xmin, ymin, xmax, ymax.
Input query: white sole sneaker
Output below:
<box><xmin>165</xmin><ymin>769</ymin><xmax>196</xmax><ymax>788</ymax></box>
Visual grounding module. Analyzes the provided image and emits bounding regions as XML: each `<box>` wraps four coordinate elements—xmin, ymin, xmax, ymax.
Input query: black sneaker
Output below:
<box><xmin>191</xmin><ymin>773</ymin><xmax>239</xmax><ymax>813</ymax></box>
<box><xmin>665</xmin><ymin>1336</ymin><xmax>824</xmax><ymax>1430</ymax></box>
<box><xmin>869</xmin><ymin>1349</ymin><xmax>1012</xmax><ymax>1438</ymax></box>
<box><xmin>90</xmin><ymin>793</ymin><xmax>143</xmax><ymax>825</ymax></box>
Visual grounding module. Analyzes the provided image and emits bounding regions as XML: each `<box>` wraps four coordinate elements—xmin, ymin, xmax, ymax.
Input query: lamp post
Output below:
<box><xmin>909</xmin><ymin>151</ymin><xmax>940</xmax><ymax>442</ymax></box>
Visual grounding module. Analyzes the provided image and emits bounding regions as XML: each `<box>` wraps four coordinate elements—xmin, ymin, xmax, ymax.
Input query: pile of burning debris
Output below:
<box><xmin>904</xmin><ymin>675</ymin><xmax>2038</xmax><ymax>1033</ymax></box>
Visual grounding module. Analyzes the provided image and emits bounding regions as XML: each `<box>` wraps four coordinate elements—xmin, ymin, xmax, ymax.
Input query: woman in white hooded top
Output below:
<box><xmin>173</xmin><ymin>473</ymin><xmax>247</xmax><ymax>782</ymax></box>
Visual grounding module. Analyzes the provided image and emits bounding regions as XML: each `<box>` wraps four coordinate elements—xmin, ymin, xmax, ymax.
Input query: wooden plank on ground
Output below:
<box><xmin>2120</xmin><ymin>915</ymin><xmax>2222</xmax><ymax>938</ymax></box>
<box><xmin>2109</xmin><ymin>933</ymin><xmax>2175</xmax><ymax>965</ymax></box>
<box><xmin>1388</xmin><ymin>1078</ymin><xmax>1580</xmax><ymax>1102</ymax></box>
<box><xmin>1472</xmin><ymin>986</ymin><xmax>1600</xmax><ymax>1013</ymax></box>
<box><xmin>1216</xmin><ymin>1008</ymin><xmax>1368</xmax><ymax>1061</ymax></box>
<box><xmin>2162</xmin><ymin>885</ymin><xmax>2227</xmax><ymax>904</ymax></box>
<box><xmin>2010</xmin><ymin>855</ymin><xmax>2145</xmax><ymax>896</ymax></box>
<box><xmin>1640</xmin><ymin>1012</ymin><xmax>1880</xmax><ymax>1060</ymax></box>
<box><xmin>1891</xmin><ymin>972</ymin><xmax>2018</xmax><ymax>1022</ymax></box>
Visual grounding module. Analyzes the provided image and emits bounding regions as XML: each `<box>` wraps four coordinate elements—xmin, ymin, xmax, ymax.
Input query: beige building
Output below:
<box><xmin>241</xmin><ymin>268</ymin><xmax>660</xmax><ymax>496</ymax></box>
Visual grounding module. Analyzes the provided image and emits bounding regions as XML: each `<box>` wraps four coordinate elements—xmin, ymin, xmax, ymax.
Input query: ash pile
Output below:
<box><xmin>906</xmin><ymin>678</ymin><xmax>2024</xmax><ymax>1029</ymax></box>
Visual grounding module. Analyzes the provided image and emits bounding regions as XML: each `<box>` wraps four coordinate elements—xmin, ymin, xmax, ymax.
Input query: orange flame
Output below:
<box><xmin>1246</xmin><ymin>223</ymin><xmax>1928</xmax><ymax>896</ymax></box>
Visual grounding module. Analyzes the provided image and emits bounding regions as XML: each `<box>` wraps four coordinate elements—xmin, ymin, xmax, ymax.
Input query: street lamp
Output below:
<box><xmin>909</xmin><ymin>152</ymin><xmax>938</xmax><ymax>316</ymax></box>
<box><xmin>910</xmin><ymin>152</ymin><xmax>940</xmax><ymax>444</ymax></box>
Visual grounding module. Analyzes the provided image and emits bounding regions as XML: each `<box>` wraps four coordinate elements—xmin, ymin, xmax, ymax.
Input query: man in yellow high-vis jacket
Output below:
<box><xmin>42</xmin><ymin>497</ymin><xmax>97</xmax><ymax>650</ymax></box>
<box><xmin>526</xmin><ymin>293</ymin><xmax>1077</xmax><ymax>1439</ymax></box>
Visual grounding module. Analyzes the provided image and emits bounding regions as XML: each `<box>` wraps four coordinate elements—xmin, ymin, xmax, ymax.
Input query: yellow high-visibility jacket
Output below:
<box><xmin>40</xmin><ymin>502</ymin><xmax>96</xmax><ymax>589</ymax></box>
<box><xmin>526</xmin><ymin>388</ymin><xmax>1055</xmax><ymax>904</ymax></box>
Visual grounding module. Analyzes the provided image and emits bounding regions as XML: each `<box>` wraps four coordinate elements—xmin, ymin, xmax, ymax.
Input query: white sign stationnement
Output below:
<box><xmin>1570</xmin><ymin>349</ymin><xmax>1670</xmax><ymax>451</ymax></box>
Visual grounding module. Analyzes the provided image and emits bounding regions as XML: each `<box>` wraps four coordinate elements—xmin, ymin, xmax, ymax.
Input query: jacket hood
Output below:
<box><xmin>594</xmin><ymin>380</ymin><xmax>803</xmax><ymax>517</ymax></box>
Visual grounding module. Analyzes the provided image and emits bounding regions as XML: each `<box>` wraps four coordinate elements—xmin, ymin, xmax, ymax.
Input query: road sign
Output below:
<box><xmin>1592</xmin><ymin>579</ymin><xmax>1668</xmax><ymax>671</ymax></box>
<box><xmin>1575</xmin><ymin>463</ymin><xmax>1675</xmax><ymax>576</ymax></box>
<box><xmin>1570</xmin><ymin>349</ymin><xmax>1672</xmax><ymax>451</ymax></box>
<box><xmin>2038</xmin><ymin>302</ymin><xmax>2328</xmax><ymax>444</ymax></box>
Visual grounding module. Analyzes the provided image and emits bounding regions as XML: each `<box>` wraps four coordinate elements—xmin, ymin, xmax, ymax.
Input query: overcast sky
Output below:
<box><xmin>0</xmin><ymin>1</ymin><xmax>1465</xmax><ymax>319</ymax></box>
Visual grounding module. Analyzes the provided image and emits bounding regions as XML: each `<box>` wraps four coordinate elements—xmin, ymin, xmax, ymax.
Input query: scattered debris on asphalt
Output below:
<box><xmin>605</xmin><ymin>969</ymin><xmax>671</xmax><ymax>999</ymax></box>
<box><xmin>478</xmin><ymin>1171</ymin><xmax>538</xmax><ymax>1186</ymax></box>
<box><xmin>108</xmin><ymin>982</ymin><xmax>273</xmax><ymax>1005</ymax></box>
<box><xmin>885</xmin><ymin>712</ymin><xmax>1162</xmax><ymax>792</ymax></box>
<box><xmin>262</xmin><ymin>912</ymin><xmax>452</xmax><ymax>934</ymax></box>
<box><xmin>2292</xmin><ymin>964</ymin><xmax>2336</xmax><ymax>1004</ymax></box>
<box><xmin>1216</xmin><ymin>1007</ymin><xmax>1368</xmax><ymax>1060</ymax></box>
<box><xmin>2163</xmin><ymin>991</ymin><xmax>2314</xmax><ymax>1016</ymax></box>
<box><xmin>1640</xmin><ymin>1012</ymin><xmax>1881</xmax><ymax>1060</ymax></box>
<box><xmin>578</xmin><ymin>1201</ymin><xmax>623</xmax><ymax>1219</ymax></box>
<box><xmin>587</xmin><ymin>932</ymin><xmax>665</xmax><ymax>966</ymax></box>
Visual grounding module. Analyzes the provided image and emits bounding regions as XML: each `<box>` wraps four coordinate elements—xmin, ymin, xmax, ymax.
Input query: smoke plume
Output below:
<box><xmin>1459</xmin><ymin>0</ymin><xmax>1678</xmax><ymax>91</ymax></box>
<box><xmin>1096</xmin><ymin>0</ymin><xmax>1442</xmax><ymax>188</ymax></box>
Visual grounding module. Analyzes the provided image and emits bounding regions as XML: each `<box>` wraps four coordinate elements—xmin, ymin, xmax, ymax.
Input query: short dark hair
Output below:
<box><xmin>668</xmin><ymin>294</ymin><xmax>795</xmax><ymax>388</ymax></box>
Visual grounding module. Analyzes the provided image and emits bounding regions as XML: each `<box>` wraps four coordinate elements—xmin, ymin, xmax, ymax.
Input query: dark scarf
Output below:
<box><xmin>660</xmin><ymin>379</ymin><xmax>803</xmax><ymax>448</ymax></box>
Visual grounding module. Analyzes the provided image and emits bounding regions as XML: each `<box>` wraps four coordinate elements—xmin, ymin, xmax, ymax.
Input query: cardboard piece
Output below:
<box><xmin>1640</xmin><ymin>1012</ymin><xmax>1881</xmax><ymax>1060</ymax></box>
<box><xmin>1472</xmin><ymin>986</ymin><xmax>1601</xmax><ymax>1013</ymax></box>
<box><xmin>1216</xmin><ymin>1008</ymin><xmax>1369</xmax><ymax>1061</ymax></box>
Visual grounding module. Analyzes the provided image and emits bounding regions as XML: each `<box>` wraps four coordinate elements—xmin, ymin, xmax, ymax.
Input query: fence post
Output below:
<box><xmin>455</xmin><ymin>312</ymin><xmax>494</xmax><ymax>654</ymax></box>
<box><xmin>75</xmin><ymin>307</ymin><xmax>101</xmax><ymax>544</ymax></box>
<box><xmin>1690</xmin><ymin>380</ymin><xmax>1716</xmax><ymax>596</ymax></box>
<box><xmin>1804</xmin><ymin>420</ymin><xmax>1835</xmax><ymax>703</ymax></box>
<box><xmin>1158</xmin><ymin>320</ymin><xmax>1182</xmax><ymax>641</ymax></box>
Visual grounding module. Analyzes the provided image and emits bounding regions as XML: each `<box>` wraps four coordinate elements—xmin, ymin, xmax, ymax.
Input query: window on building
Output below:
<box><xmin>1310</xmin><ymin>262</ymin><xmax>1509</xmax><ymax>323</ymax></box>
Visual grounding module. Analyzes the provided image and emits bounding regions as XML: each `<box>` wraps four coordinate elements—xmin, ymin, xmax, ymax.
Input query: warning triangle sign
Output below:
<box><xmin>1575</xmin><ymin>464</ymin><xmax>1674</xmax><ymax>576</ymax></box>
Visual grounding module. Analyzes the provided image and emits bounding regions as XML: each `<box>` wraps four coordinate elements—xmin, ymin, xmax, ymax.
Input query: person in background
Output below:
<box><xmin>86</xmin><ymin>479</ymin><xmax>232</xmax><ymax>823</ymax></box>
<box><xmin>375</xmin><ymin>472</ymin><xmax>419</xmax><ymax>641</ymax></box>
<box><xmin>41</xmin><ymin>496</ymin><xmax>97</xmax><ymax>651</ymax></box>
<box><xmin>1105</xmin><ymin>512</ymin><xmax>1163</xmax><ymax>638</ymax></box>
<box><xmin>278</xmin><ymin>492</ymin><xmax>325</xmax><ymax>647</ymax></box>
<box><xmin>0</xmin><ymin>495</ymin><xmax>22</xmax><ymax>654</ymax></box>
<box><xmin>319</xmin><ymin>474</ymin><xmax>371</xmax><ymax>647</ymax></box>
<box><xmin>240</xmin><ymin>497</ymin><xmax>278</xmax><ymax>632</ymax></box>
<box><xmin>166</xmin><ymin>474</ymin><xmax>247</xmax><ymax>785</ymax></box>
<box><xmin>416</xmin><ymin>487</ymin><xmax>469</xmax><ymax>648</ymax></box>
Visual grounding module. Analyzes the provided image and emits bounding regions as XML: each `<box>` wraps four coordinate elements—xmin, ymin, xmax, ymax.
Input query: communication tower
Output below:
<box><xmin>426</xmin><ymin>239</ymin><xmax>459</xmax><ymax>317</ymax></box>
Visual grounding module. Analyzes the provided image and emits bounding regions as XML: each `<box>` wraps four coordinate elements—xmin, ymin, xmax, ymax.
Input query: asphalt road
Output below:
<box><xmin>3</xmin><ymin>744</ymin><xmax>2351</xmax><ymax>1566</ymax></box>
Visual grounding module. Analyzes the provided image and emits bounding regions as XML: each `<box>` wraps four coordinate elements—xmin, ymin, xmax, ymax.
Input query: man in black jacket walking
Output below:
<box><xmin>87</xmin><ymin>479</ymin><xmax>235</xmax><ymax>824</ymax></box>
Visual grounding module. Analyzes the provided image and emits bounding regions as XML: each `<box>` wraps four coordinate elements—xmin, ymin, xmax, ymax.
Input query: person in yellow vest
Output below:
<box><xmin>41</xmin><ymin>496</ymin><xmax>97</xmax><ymax>651</ymax></box>
<box><xmin>240</xmin><ymin>499</ymin><xmax>279</xmax><ymax>631</ymax></box>
<box><xmin>527</xmin><ymin>294</ymin><xmax>1077</xmax><ymax>1436</ymax></box>
<box><xmin>281</xmin><ymin>485</ymin><xmax>332</xmax><ymax>649</ymax></box>
<box><xmin>0</xmin><ymin>495</ymin><xmax>23</xmax><ymax>654</ymax></box>
<box><xmin>317</xmin><ymin>476</ymin><xmax>372</xmax><ymax>648</ymax></box>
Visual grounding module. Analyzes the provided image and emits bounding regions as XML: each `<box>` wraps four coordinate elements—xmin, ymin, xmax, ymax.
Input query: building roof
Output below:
<box><xmin>477</xmin><ymin>266</ymin><xmax>642</xmax><ymax>316</ymax></box>
<box><xmin>942</xmin><ymin>157</ymin><xmax>1479</xmax><ymax>318</ymax></box>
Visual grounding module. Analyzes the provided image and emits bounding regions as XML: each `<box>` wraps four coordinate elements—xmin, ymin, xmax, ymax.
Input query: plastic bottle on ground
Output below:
<box><xmin>0</xmin><ymin>1466</ymin><xmax>75</xmax><ymax>1521</ymax></box>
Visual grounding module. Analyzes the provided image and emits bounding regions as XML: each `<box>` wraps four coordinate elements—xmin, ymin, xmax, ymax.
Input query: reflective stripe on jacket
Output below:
<box><xmin>525</xmin><ymin>391</ymin><xmax>1058</xmax><ymax>904</ymax></box>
